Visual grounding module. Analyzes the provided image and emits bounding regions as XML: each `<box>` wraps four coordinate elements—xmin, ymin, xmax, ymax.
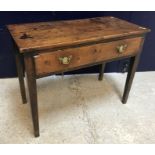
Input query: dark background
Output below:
<box><xmin>0</xmin><ymin>11</ymin><xmax>155</xmax><ymax>78</ymax></box>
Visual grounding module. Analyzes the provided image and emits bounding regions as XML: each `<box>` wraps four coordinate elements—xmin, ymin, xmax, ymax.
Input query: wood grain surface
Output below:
<box><xmin>34</xmin><ymin>37</ymin><xmax>142</xmax><ymax>76</ymax></box>
<box><xmin>7</xmin><ymin>16</ymin><xmax>150</xmax><ymax>53</ymax></box>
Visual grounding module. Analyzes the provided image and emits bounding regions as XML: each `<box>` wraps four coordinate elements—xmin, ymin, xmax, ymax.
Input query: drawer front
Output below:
<box><xmin>34</xmin><ymin>37</ymin><xmax>142</xmax><ymax>76</ymax></box>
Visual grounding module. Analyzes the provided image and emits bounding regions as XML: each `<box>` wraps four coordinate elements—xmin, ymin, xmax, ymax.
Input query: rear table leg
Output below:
<box><xmin>15</xmin><ymin>52</ymin><xmax>27</xmax><ymax>104</ymax></box>
<box><xmin>98</xmin><ymin>63</ymin><xmax>106</xmax><ymax>81</ymax></box>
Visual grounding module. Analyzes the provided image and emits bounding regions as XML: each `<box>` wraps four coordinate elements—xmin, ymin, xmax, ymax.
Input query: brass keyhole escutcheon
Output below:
<box><xmin>58</xmin><ymin>55</ymin><xmax>72</xmax><ymax>65</ymax></box>
<box><xmin>116</xmin><ymin>44</ymin><xmax>128</xmax><ymax>53</ymax></box>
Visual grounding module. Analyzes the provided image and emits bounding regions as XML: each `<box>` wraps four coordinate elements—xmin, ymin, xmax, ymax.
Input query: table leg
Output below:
<box><xmin>122</xmin><ymin>37</ymin><xmax>145</xmax><ymax>104</ymax></box>
<box><xmin>122</xmin><ymin>54</ymin><xmax>140</xmax><ymax>104</ymax></box>
<box><xmin>24</xmin><ymin>55</ymin><xmax>39</xmax><ymax>137</ymax></box>
<box><xmin>98</xmin><ymin>63</ymin><xmax>106</xmax><ymax>81</ymax></box>
<box><xmin>15</xmin><ymin>53</ymin><xmax>27</xmax><ymax>104</ymax></box>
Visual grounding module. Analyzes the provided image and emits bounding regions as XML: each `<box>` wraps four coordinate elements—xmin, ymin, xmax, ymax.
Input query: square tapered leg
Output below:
<box><xmin>24</xmin><ymin>55</ymin><xmax>39</xmax><ymax>137</ymax></box>
<box><xmin>15</xmin><ymin>52</ymin><xmax>27</xmax><ymax>104</ymax></box>
<box><xmin>98</xmin><ymin>63</ymin><xmax>106</xmax><ymax>81</ymax></box>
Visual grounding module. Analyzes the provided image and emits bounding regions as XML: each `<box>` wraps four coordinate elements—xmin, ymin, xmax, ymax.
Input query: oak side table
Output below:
<box><xmin>7</xmin><ymin>16</ymin><xmax>150</xmax><ymax>137</ymax></box>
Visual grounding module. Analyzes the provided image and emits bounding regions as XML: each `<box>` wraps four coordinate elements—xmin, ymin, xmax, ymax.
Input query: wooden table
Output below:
<box><xmin>7</xmin><ymin>16</ymin><xmax>150</xmax><ymax>137</ymax></box>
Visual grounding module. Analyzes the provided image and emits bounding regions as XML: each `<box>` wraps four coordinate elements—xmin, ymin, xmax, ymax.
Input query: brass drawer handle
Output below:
<box><xmin>116</xmin><ymin>44</ymin><xmax>128</xmax><ymax>53</ymax></box>
<box><xmin>58</xmin><ymin>55</ymin><xmax>72</xmax><ymax>65</ymax></box>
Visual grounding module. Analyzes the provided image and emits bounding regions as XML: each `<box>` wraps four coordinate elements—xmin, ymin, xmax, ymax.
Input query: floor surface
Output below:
<box><xmin>0</xmin><ymin>72</ymin><xmax>155</xmax><ymax>143</ymax></box>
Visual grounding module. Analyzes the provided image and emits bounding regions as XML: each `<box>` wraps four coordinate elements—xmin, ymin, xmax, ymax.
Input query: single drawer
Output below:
<box><xmin>34</xmin><ymin>37</ymin><xmax>142</xmax><ymax>76</ymax></box>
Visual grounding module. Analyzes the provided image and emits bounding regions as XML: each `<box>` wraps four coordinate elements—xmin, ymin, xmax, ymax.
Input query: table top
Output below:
<box><xmin>7</xmin><ymin>16</ymin><xmax>150</xmax><ymax>53</ymax></box>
